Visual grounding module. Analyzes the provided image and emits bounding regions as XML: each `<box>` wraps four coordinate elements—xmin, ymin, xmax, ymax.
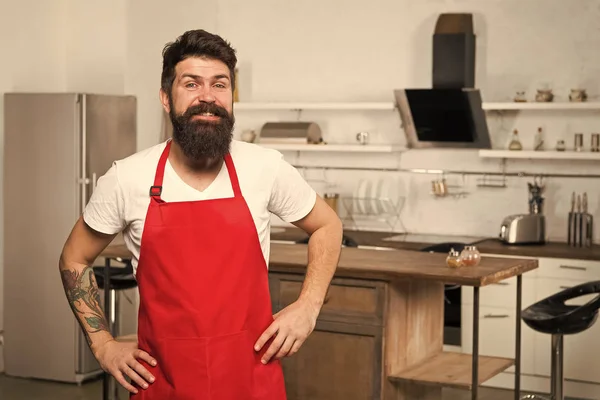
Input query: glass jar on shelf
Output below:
<box><xmin>460</xmin><ymin>245</ymin><xmax>481</xmax><ymax>267</ymax></box>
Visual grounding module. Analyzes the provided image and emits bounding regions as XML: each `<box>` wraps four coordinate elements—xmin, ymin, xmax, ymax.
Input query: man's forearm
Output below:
<box><xmin>298</xmin><ymin>220</ymin><xmax>343</xmax><ymax>312</ymax></box>
<box><xmin>59</xmin><ymin>258</ymin><xmax>113</xmax><ymax>353</ymax></box>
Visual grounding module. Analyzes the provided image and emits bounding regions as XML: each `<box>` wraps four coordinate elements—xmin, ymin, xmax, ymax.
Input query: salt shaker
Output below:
<box><xmin>446</xmin><ymin>248</ymin><xmax>463</xmax><ymax>268</ymax></box>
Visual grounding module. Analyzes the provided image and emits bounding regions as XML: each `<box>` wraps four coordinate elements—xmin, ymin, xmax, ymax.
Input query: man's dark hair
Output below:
<box><xmin>161</xmin><ymin>29</ymin><xmax>237</xmax><ymax>98</ymax></box>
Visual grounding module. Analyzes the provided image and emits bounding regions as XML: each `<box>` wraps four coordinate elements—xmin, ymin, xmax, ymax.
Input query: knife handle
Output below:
<box><xmin>586</xmin><ymin>214</ymin><xmax>594</xmax><ymax>247</ymax></box>
<box><xmin>574</xmin><ymin>212</ymin><xmax>581</xmax><ymax>247</ymax></box>
<box><xmin>568</xmin><ymin>212</ymin><xmax>573</xmax><ymax>246</ymax></box>
<box><xmin>578</xmin><ymin>212</ymin><xmax>584</xmax><ymax>247</ymax></box>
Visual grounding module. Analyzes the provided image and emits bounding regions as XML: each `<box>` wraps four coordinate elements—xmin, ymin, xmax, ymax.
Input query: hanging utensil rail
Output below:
<box><xmin>292</xmin><ymin>165</ymin><xmax>600</xmax><ymax>179</ymax></box>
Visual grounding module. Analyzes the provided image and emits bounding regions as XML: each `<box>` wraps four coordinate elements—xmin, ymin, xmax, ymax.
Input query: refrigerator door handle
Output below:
<box><xmin>79</xmin><ymin>177</ymin><xmax>90</xmax><ymax>214</ymax></box>
<box><xmin>91</xmin><ymin>172</ymin><xmax>97</xmax><ymax>192</ymax></box>
<box><xmin>79</xmin><ymin>173</ymin><xmax>97</xmax><ymax>213</ymax></box>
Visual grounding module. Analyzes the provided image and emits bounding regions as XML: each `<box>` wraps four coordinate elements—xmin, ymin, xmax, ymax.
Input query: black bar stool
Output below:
<box><xmin>93</xmin><ymin>258</ymin><xmax>137</xmax><ymax>338</ymax></box>
<box><xmin>93</xmin><ymin>258</ymin><xmax>138</xmax><ymax>400</ymax></box>
<box><xmin>521</xmin><ymin>280</ymin><xmax>600</xmax><ymax>400</ymax></box>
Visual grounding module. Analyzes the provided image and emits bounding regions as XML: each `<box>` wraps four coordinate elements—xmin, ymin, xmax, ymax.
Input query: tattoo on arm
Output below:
<box><xmin>60</xmin><ymin>266</ymin><xmax>109</xmax><ymax>346</ymax></box>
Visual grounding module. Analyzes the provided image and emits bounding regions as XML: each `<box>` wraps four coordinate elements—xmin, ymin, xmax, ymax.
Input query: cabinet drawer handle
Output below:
<box><xmin>493</xmin><ymin>282</ymin><xmax>509</xmax><ymax>286</ymax></box>
<box><xmin>560</xmin><ymin>265</ymin><xmax>587</xmax><ymax>271</ymax></box>
<box><xmin>483</xmin><ymin>314</ymin><xmax>509</xmax><ymax>319</ymax></box>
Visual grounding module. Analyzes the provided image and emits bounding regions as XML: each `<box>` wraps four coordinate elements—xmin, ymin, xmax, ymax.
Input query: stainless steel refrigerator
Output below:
<box><xmin>3</xmin><ymin>93</ymin><xmax>137</xmax><ymax>383</ymax></box>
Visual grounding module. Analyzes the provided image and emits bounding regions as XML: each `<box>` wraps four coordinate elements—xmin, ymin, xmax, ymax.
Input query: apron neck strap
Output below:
<box><xmin>149</xmin><ymin>140</ymin><xmax>172</xmax><ymax>198</ymax></box>
<box><xmin>150</xmin><ymin>140</ymin><xmax>242</xmax><ymax>199</ymax></box>
<box><xmin>223</xmin><ymin>153</ymin><xmax>242</xmax><ymax>198</ymax></box>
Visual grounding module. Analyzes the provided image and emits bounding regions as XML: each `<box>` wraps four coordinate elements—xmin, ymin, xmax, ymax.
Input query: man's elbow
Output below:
<box><xmin>327</xmin><ymin>215</ymin><xmax>343</xmax><ymax>236</ymax></box>
<box><xmin>293</xmin><ymin>195</ymin><xmax>343</xmax><ymax>235</ymax></box>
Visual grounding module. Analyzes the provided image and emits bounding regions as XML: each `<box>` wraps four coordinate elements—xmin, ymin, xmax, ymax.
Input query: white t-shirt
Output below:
<box><xmin>83</xmin><ymin>140</ymin><xmax>316</xmax><ymax>275</ymax></box>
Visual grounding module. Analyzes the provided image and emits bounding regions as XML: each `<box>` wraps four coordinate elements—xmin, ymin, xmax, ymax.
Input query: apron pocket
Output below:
<box><xmin>159</xmin><ymin>337</ymin><xmax>210</xmax><ymax>400</ymax></box>
<box><xmin>206</xmin><ymin>329</ymin><xmax>255</xmax><ymax>399</ymax></box>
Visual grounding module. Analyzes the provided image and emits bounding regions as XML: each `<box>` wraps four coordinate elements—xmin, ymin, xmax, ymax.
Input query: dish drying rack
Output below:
<box><xmin>340</xmin><ymin>195</ymin><xmax>406</xmax><ymax>231</ymax></box>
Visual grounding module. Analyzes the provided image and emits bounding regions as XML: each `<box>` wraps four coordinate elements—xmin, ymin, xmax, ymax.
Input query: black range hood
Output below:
<box><xmin>394</xmin><ymin>14</ymin><xmax>492</xmax><ymax>149</ymax></box>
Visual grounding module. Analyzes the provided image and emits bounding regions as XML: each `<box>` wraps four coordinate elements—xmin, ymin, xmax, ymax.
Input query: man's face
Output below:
<box><xmin>160</xmin><ymin>56</ymin><xmax>235</xmax><ymax>161</ymax></box>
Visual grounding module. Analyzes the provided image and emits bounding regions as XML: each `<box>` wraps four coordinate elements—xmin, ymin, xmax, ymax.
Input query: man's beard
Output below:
<box><xmin>169</xmin><ymin>101</ymin><xmax>235</xmax><ymax>161</ymax></box>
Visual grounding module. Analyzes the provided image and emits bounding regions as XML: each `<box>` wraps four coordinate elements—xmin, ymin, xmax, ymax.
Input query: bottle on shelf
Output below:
<box><xmin>534</xmin><ymin>127</ymin><xmax>544</xmax><ymax>151</ymax></box>
<box><xmin>509</xmin><ymin>129</ymin><xmax>523</xmax><ymax>151</ymax></box>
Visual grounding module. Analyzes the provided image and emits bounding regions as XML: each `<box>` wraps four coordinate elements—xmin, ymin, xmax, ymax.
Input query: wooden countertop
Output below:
<box><xmin>272</xmin><ymin>227</ymin><xmax>600</xmax><ymax>261</ymax></box>
<box><xmin>101</xmin><ymin>242</ymin><xmax>537</xmax><ymax>287</ymax></box>
<box><xmin>268</xmin><ymin>242</ymin><xmax>536</xmax><ymax>287</ymax></box>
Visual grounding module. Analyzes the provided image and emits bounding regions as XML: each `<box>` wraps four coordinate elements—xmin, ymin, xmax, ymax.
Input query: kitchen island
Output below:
<box><xmin>100</xmin><ymin>241</ymin><xmax>537</xmax><ymax>400</ymax></box>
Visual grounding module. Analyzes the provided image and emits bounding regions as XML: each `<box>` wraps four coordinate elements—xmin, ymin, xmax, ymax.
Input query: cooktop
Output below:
<box><xmin>382</xmin><ymin>233</ymin><xmax>489</xmax><ymax>245</ymax></box>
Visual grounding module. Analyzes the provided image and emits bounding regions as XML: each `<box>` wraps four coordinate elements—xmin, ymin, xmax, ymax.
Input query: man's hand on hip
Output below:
<box><xmin>254</xmin><ymin>299</ymin><xmax>320</xmax><ymax>364</ymax></box>
<box><xmin>94</xmin><ymin>339</ymin><xmax>157</xmax><ymax>394</ymax></box>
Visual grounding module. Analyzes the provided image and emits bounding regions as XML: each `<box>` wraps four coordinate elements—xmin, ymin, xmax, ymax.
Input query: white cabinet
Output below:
<box><xmin>537</xmin><ymin>257</ymin><xmax>600</xmax><ymax>281</ymax></box>
<box><xmin>461</xmin><ymin>305</ymin><xmax>536</xmax><ymax>375</ymax></box>
<box><xmin>462</xmin><ymin>275</ymin><xmax>537</xmax><ymax>309</ymax></box>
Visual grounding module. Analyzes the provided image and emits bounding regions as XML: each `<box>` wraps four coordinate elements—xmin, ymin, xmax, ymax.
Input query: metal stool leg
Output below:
<box><xmin>103</xmin><ymin>258</ymin><xmax>112</xmax><ymax>400</ymax></box>
<box><xmin>551</xmin><ymin>334</ymin><xmax>564</xmax><ymax>400</ymax></box>
<box><xmin>521</xmin><ymin>334</ymin><xmax>564</xmax><ymax>400</ymax></box>
<box><xmin>103</xmin><ymin>286</ymin><xmax>118</xmax><ymax>400</ymax></box>
<box><xmin>110</xmin><ymin>289</ymin><xmax>121</xmax><ymax>399</ymax></box>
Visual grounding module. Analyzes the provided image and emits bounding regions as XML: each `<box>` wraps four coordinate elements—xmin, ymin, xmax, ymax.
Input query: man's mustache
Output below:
<box><xmin>181</xmin><ymin>103</ymin><xmax>230</xmax><ymax>120</ymax></box>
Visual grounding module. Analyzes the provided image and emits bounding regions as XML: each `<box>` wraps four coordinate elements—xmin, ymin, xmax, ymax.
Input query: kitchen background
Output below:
<box><xmin>1</xmin><ymin>0</ymin><xmax>600</xmax><ymax>374</ymax></box>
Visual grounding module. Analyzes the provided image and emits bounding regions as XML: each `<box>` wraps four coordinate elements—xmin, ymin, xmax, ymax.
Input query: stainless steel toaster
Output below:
<box><xmin>499</xmin><ymin>214</ymin><xmax>546</xmax><ymax>244</ymax></box>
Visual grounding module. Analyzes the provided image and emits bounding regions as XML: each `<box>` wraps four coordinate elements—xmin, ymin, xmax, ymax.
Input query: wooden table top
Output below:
<box><xmin>102</xmin><ymin>242</ymin><xmax>537</xmax><ymax>287</ymax></box>
<box><xmin>268</xmin><ymin>243</ymin><xmax>537</xmax><ymax>287</ymax></box>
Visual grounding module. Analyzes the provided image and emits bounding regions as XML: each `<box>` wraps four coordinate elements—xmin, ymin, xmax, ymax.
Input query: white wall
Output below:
<box><xmin>0</xmin><ymin>0</ymin><xmax>70</xmax><ymax>373</ymax></box>
<box><xmin>122</xmin><ymin>0</ymin><xmax>600</xmax><ymax>241</ymax></box>
<box><xmin>65</xmin><ymin>0</ymin><xmax>128</xmax><ymax>94</ymax></box>
<box><xmin>221</xmin><ymin>0</ymin><xmax>600</xmax><ymax>242</ymax></box>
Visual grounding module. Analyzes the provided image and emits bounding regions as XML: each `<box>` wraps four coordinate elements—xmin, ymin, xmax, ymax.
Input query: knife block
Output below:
<box><xmin>568</xmin><ymin>211</ymin><xmax>593</xmax><ymax>247</ymax></box>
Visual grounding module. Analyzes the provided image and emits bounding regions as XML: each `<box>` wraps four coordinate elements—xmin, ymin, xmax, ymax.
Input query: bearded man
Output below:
<box><xmin>58</xmin><ymin>29</ymin><xmax>342</xmax><ymax>399</ymax></box>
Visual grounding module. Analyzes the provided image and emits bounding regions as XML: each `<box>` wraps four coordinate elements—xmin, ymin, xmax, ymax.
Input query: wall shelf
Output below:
<box><xmin>482</xmin><ymin>102</ymin><xmax>600</xmax><ymax>111</ymax></box>
<box><xmin>257</xmin><ymin>142</ymin><xmax>406</xmax><ymax>153</ymax></box>
<box><xmin>479</xmin><ymin>150</ymin><xmax>600</xmax><ymax>160</ymax></box>
<box><xmin>234</xmin><ymin>102</ymin><xmax>395</xmax><ymax>111</ymax></box>
<box><xmin>235</xmin><ymin>101</ymin><xmax>600</xmax><ymax>112</ymax></box>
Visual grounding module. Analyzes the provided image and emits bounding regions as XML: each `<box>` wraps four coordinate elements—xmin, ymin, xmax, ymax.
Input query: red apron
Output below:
<box><xmin>131</xmin><ymin>140</ymin><xmax>287</xmax><ymax>399</ymax></box>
